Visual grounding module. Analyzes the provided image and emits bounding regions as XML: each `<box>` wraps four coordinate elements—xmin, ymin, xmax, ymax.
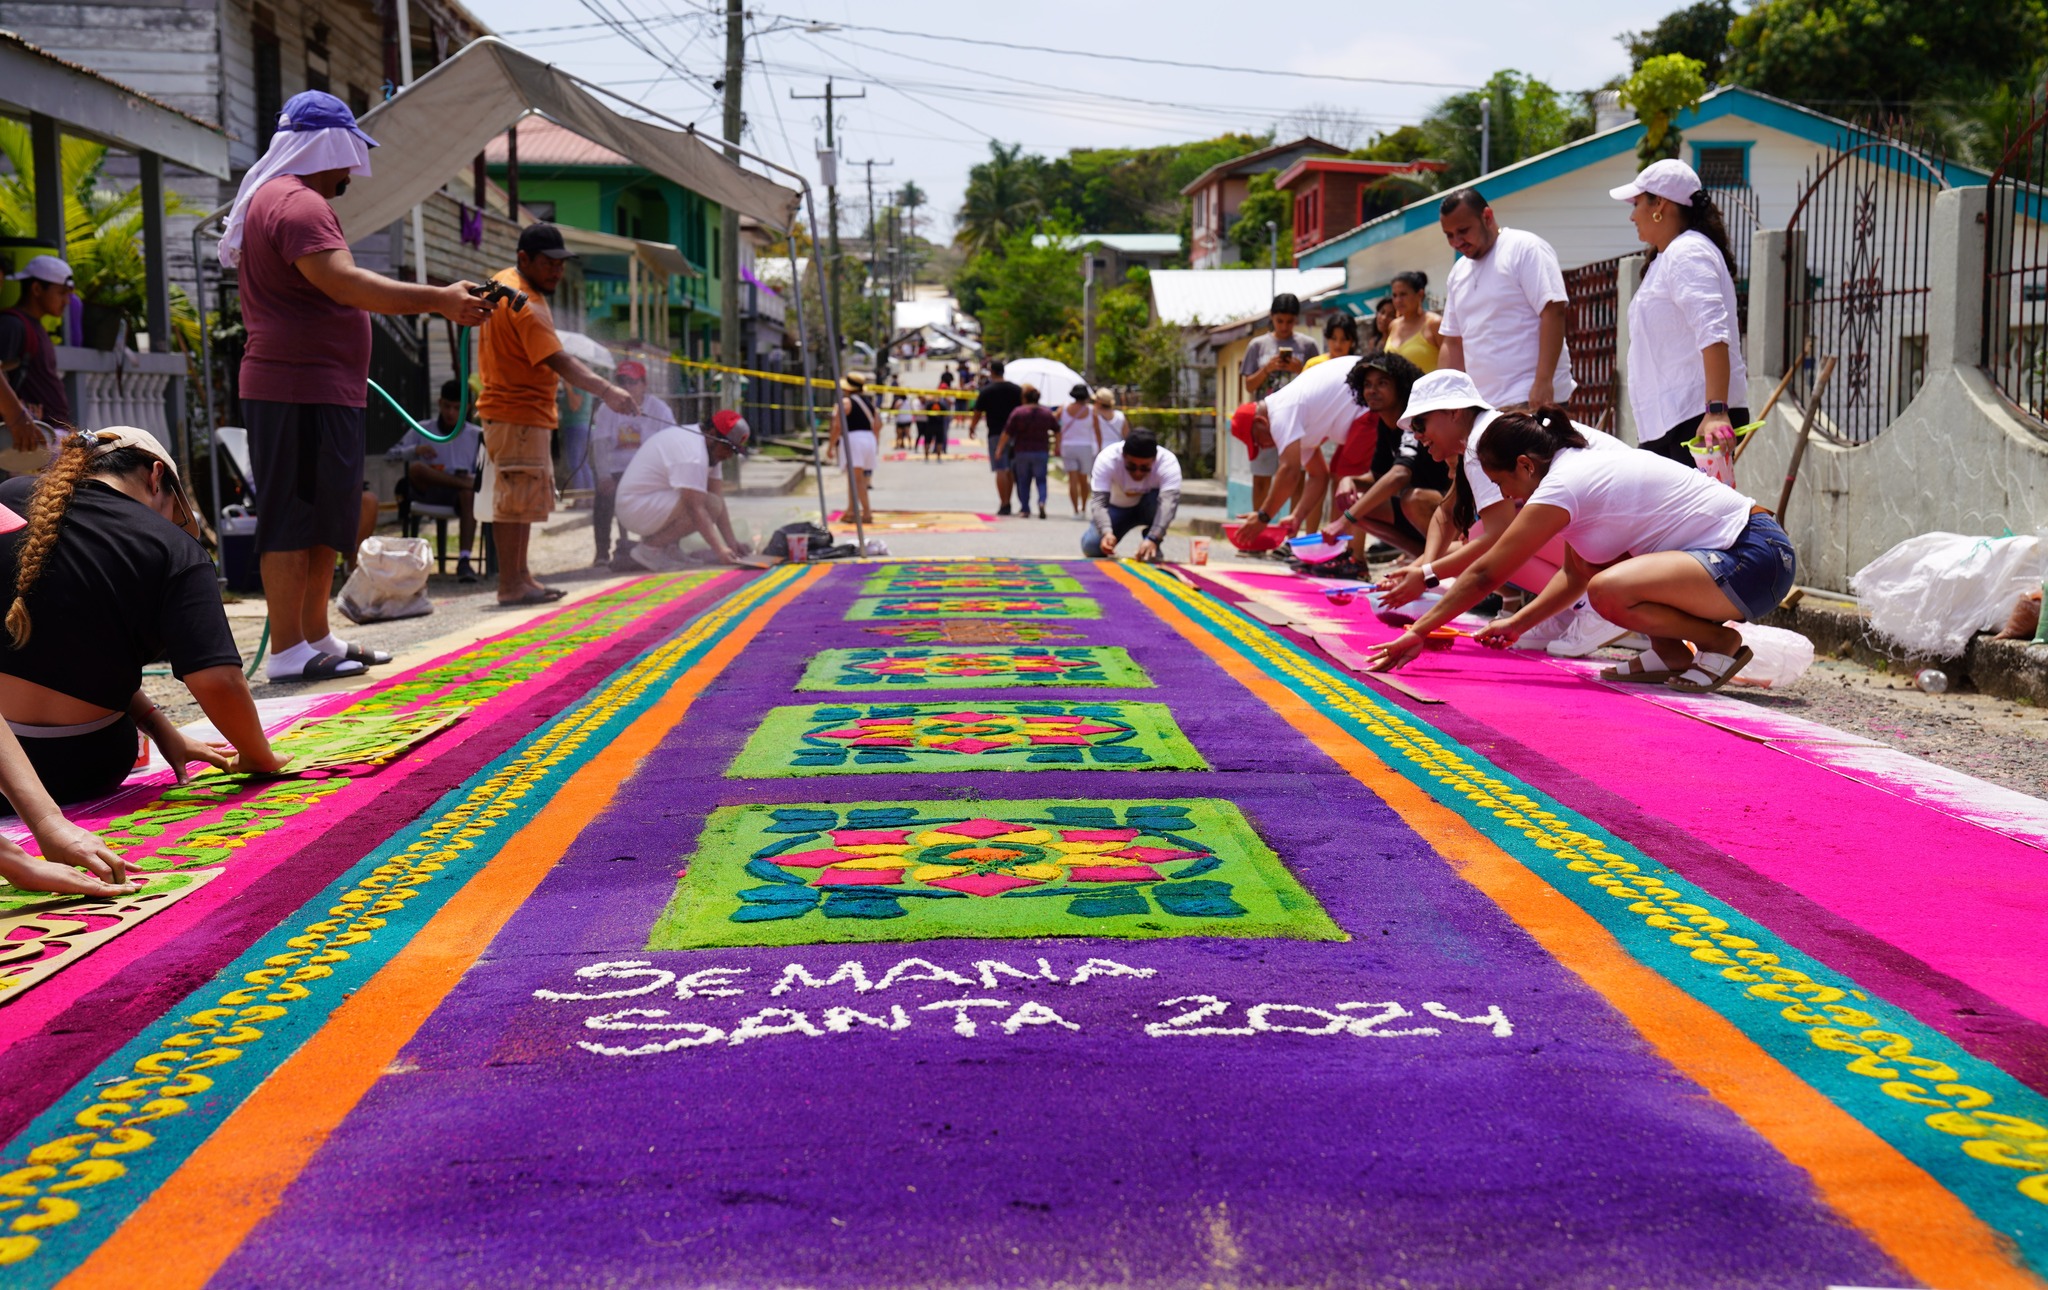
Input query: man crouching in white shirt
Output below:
<box><xmin>1083</xmin><ymin>431</ymin><xmax>1181</xmax><ymax>563</ymax></box>
<box><xmin>612</xmin><ymin>410</ymin><xmax>753</xmax><ymax>568</ymax></box>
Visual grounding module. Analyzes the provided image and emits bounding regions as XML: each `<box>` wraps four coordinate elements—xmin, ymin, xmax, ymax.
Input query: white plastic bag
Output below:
<box><xmin>337</xmin><ymin>536</ymin><xmax>434</xmax><ymax>624</ymax></box>
<box><xmin>1730</xmin><ymin>622</ymin><xmax>1815</xmax><ymax>687</ymax></box>
<box><xmin>1850</xmin><ymin>532</ymin><xmax>2047</xmax><ymax>657</ymax></box>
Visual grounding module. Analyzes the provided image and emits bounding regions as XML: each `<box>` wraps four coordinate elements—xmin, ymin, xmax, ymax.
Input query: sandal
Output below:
<box><xmin>274</xmin><ymin>651</ymin><xmax>365</xmax><ymax>682</ymax></box>
<box><xmin>338</xmin><ymin>641</ymin><xmax>392</xmax><ymax>666</ymax></box>
<box><xmin>1600</xmin><ymin>649</ymin><xmax>1685</xmax><ymax>684</ymax></box>
<box><xmin>1666</xmin><ymin>645</ymin><xmax>1754</xmax><ymax>694</ymax></box>
<box><xmin>496</xmin><ymin>589</ymin><xmax>557</xmax><ymax>607</ymax></box>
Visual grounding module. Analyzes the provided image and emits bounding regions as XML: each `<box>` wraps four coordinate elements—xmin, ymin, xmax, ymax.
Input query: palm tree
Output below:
<box><xmin>955</xmin><ymin>142</ymin><xmax>1043</xmax><ymax>257</ymax></box>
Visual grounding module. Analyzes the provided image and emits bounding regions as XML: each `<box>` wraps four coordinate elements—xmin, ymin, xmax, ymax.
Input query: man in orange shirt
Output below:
<box><xmin>475</xmin><ymin>224</ymin><xmax>635</xmax><ymax>605</ymax></box>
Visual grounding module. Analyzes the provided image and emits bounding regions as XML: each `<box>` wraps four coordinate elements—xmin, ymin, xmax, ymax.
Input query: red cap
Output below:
<box><xmin>709</xmin><ymin>408</ymin><xmax>751</xmax><ymax>452</ymax></box>
<box><xmin>1229</xmin><ymin>401</ymin><xmax>1259</xmax><ymax>451</ymax></box>
<box><xmin>616</xmin><ymin>360</ymin><xmax>647</xmax><ymax>380</ymax></box>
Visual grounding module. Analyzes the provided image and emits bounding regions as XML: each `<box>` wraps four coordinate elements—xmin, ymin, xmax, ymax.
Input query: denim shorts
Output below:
<box><xmin>1687</xmin><ymin>511</ymin><xmax>1796</xmax><ymax>621</ymax></box>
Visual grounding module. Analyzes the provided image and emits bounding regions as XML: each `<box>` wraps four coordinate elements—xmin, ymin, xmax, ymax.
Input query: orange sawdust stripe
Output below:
<box><xmin>1103</xmin><ymin>561</ymin><xmax>2040</xmax><ymax>1290</ymax></box>
<box><xmin>61</xmin><ymin>564</ymin><xmax>829</xmax><ymax>1290</ymax></box>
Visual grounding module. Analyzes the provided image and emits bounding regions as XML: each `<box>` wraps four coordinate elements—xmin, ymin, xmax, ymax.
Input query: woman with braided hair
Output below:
<box><xmin>0</xmin><ymin>428</ymin><xmax>287</xmax><ymax>816</ymax></box>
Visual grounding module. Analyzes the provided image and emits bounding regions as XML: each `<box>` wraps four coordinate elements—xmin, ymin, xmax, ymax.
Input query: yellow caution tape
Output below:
<box><xmin>661</xmin><ymin>354</ymin><xmax>1210</xmax><ymax>414</ymax></box>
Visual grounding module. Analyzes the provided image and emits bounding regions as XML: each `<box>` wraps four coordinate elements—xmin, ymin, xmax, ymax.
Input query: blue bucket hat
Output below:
<box><xmin>279</xmin><ymin>90</ymin><xmax>378</xmax><ymax>148</ymax></box>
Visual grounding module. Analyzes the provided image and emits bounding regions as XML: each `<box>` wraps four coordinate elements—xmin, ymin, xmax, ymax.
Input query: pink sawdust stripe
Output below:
<box><xmin>0</xmin><ymin>576</ymin><xmax>735</xmax><ymax>1055</ymax></box>
<box><xmin>1196</xmin><ymin>568</ymin><xmax>2048</xmax><ymax>1032</ymax></box>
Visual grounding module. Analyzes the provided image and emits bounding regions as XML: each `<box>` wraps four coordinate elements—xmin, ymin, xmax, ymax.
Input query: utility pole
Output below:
<box><xmin>718</xmin><ymin>0</ymin><xmax>743</xmax><ymax>392</ymax></box>
<box><xmin>852</xmin><ymin>157</ymin><xmax>892</xmax><ymax>359</ymax></box>
<box><xmin>1265</xmin><ymin>220</ymin><xmax>1277</xmax><ymax>300</ymax></box>
<box><xmin>792</xmin><ymin>79</ymin><xmax>862</xmax><ymax>367</ymax></box>
<box><xmin>1479</xmin><ymin>97</ymin><xmax>1492</xmax><ymax>176</ymax></box>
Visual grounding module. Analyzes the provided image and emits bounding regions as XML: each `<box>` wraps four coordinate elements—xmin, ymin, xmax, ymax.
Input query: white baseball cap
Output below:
<box><xmin>1397</xmin><ymin>368</ymin><xmax>1493</xmax><ymax>431</ymax></box>
<box><xmin>1610</xmin><ymin>158</ymin><xmax>1703</xmax><ymax>205</ymax></box>
<box><xmin>7</xmin><ymin>255</ymin><xmax>73</xmax><ymax>287</ymax></box>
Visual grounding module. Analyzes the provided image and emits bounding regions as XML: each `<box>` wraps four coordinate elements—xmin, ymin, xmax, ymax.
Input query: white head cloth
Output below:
<box><xmin>218</xmin><ymin>126</ymin><xmax>373</xmax><ymax>268</ymax></box>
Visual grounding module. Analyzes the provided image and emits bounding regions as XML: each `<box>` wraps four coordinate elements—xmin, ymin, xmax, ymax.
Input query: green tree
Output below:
<box><xmin>971</xmin><ymin>223</ymin><xmax>1083</xmax><ymax>355</ymax></box>
<box><xmin>1621</xmin><ymin>1</ymin><xmax>1735</xmax><ymax>81</ymax></box>
<box><xmin>1622</xmin><ymin>54</ymin><xmax>1709</xmax><ymax>165</ymax></box>
<box><xmin>1227</xmin><ymin>173</ymin><xmax>1291</xmax><ymax>267</ymax></box>
<box><xmin>1724</xmin><ymin>0</ymin><xmax>2048</xmax><ymax>114</ymax></box>
<box><xmin>1354</xmin><ymin>125</ymin><xmax>1434</xmax><ymax>164</ymax></box>
<box><xmin>1422</xmin><ymin>71</ymin><xmax>1594</xmax><ymax>186</ymax></box>
<box><xmin>954</xmin><ymin>141</ymin><xmax>1045</xmax><ymax>257</ymax></box>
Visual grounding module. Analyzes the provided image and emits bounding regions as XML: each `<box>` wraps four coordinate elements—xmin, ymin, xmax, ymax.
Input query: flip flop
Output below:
<box><xmin>1600</xmin><ymin>649</ymin><xmax>1685</xmax><ymax>684</ymax></box>
<box><xmin>338</xmin><ymin>642</ymin><xmax>392</xmax><ymax>666</ymax></box>
<box><xmin>1666</xmin><ymin>645</ymin><xmax>1755</xmax><ymax>694</ymax></box>
<box><xmin>496</xmin><ymin>589</ymin><xmax>556</xmax><ymax>607</ymax></box>
<box><xmin>272</xmin><ymin>651</ymin><xmax>365</xmax><ymax>682</ymax></box>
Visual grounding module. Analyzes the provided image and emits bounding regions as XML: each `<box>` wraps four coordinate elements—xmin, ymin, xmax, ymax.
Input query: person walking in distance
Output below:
<box><xmin>1056</xmin><ymin>383</ymin><xmax>1104</xmax><ymax>517</ymax></box>
<box><xmin>474</xmin><ymin>223</ymin><xmax>638</xmax><ymax>606</ymax></box>
<box><xmin>1435</xmin><ymin>190</ymin><xmax>1575</xmax><ymax>412</ymax></box>
<box><xmin>220</xmin><ymin>90</ymin><xmax>494</xmax><ymax>679</ymax></box>
<box><xmin>828</xmin><ymin>374</ymin><xmax>880</xmax><ymax>524</ymax></box>
<box><xmin>997</xmin><ymin>385</ymin><xmax>1058</xmax><ymax>520</ymax></box>
<box><xmin>970</xmin><ymin>358</ymin><xmax>1024</xmax><ymax>515</ymax></box>
<box><xmin>1613</xmin><ymin>159</ymin><xmax>1749</xmax><ymax>466</ymax></box>
<box><xmin>922</xmin><ymin>371</ymin><xmax>954</xmax><ymax>460</ymax></box>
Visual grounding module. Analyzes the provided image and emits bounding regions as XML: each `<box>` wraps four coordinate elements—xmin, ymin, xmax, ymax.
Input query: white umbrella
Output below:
<box><xmin>1002</xmin><ymin>356</ymin><xmax>1089</xmax><ymax>404</ymax></box>
<box><xmin>555</xmin><ymin>330</ymin><xmax>616</xmax><ymax>372</ymax></box>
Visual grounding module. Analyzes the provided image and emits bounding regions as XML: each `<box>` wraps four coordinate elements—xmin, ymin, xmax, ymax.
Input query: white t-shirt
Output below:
<box><xmin>1091</xmin><ymin>441</ymin><xmax>1182</xmax><ymax>506</ymax></box>
<box><xmin>1529</xmin><ymin>445</ymin><xmax>1756</xmax><ymax>564</ymax></box>
<box><xmin>1439</xmin><ymin>227</ymin><xmax>1578</xmax><ymax>408</ymax></box>
<box><xmin>617</xmin><ymin>424</ymin><xmax>710</xmax><ymax>522</ymax></box>
<box><xmin>1464</xmin><ymin>409</ymin><xmax>1623</xmax><ymax>513</ymax></box>
<box><xmin>1264</xmin><ymin>355</ymin><xmax>1361</xmax><ymax>454</ymax></box>
<box><xmin>591</xmin><ymin>392</ymin><xmax>676</xmax><ymax>478</ymax></box>
<box><xmin>1058</xmin><ymin>405</ymin><xmax>1106</xmax><ymax>455</ymax></box>
<box><xmin>1626</xmin><ymin>230</ymin><xmax>1748</xmax><ymax>438</ymax></box>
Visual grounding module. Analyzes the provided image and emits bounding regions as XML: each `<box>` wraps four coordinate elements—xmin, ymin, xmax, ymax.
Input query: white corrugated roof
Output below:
<box><xmin>1032</xmin><ymin>232</ymin><xmax>1184</xmax><ymax>255</ymax></box>
<box><xmin>1149</xmin><ymin>268</ymin><xmax>1347</xmax><ymax>327</ymax></box>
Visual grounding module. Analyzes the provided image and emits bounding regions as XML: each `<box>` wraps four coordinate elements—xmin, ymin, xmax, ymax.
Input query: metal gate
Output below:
<box><xmin>1783</xmin><ymin>134</ymin><xmax>1949</xmax><ymax>444</ymax></box>
<box><xmin>1983</xmin><ymin>91</ymin><xmax>2048</xmax><ymax>424</ymax></box>
<box><xmin>1562</xmin><ymin>255</ymin><xmax>1620</xmax><ymax>428</ymax></box>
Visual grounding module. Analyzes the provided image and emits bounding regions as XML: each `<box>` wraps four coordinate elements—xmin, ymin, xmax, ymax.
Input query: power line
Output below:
<box><xmin>759</xmin><ymin>13</ymin><xmax>1483</xmax><ymax>91</ymax></box>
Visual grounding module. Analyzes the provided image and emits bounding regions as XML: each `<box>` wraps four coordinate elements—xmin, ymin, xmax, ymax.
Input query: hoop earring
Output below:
<box><xmin>1652</xmin><ymin>209</ymin><xmax>1664</xmax><ymax>224</ymax></box>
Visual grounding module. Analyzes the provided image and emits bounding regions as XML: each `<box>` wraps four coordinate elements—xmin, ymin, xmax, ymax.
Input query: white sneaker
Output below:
<box><xmin>631</xmin><ymin>544</ymin><xmax>686</xmax><ymax>572</ymax></box>
<box><xmin>1546</xmin><ymin>602</ymin><xmax>1631</xmax><ymax>657</ymax></box>
<box><xmin>1510</xmin><ymin>606</ymin><xmax>1576</xmax><ymax>650</ymax></box>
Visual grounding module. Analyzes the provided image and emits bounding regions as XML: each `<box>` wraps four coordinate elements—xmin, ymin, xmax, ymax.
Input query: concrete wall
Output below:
<box><xmin>1740</xmin><ymin>186</ymin><xmax>2048</xmax><ymax>590</ymax></box>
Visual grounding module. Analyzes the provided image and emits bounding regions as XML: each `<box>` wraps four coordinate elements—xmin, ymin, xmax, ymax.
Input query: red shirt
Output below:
<box><xmin>1329</xmin><ymin>410</ymin><xmax>1380</xmax><ymax>479</ymax></box>
<box><xmin>236</xmin><ymin>175</ymin><xmax>370</xmax><ymax>407</ymax></box>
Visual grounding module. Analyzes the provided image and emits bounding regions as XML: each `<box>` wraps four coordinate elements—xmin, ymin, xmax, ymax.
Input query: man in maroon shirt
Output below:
<box><xmin>222</xmin><ymin>90</ymin><xmax>492</xmax><ymax>681</ymax></box>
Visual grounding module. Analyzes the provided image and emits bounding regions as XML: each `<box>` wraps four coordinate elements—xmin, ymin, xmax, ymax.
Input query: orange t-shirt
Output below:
<box><xmin>474</xmin><ymin>268</ymin><xmax>564</xmax><ymax>428</ymax></box>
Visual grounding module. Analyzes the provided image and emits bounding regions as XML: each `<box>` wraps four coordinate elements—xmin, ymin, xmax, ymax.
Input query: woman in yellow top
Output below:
<box><xmin>1383</xmin><ymin>270</ymin><xmax>1441</xmax><ymax>372</ymax></box>
<box><xmin>1301</xmin><ymin>314</ymin><xmax>1359</xmax><ymax>370</ymax></box>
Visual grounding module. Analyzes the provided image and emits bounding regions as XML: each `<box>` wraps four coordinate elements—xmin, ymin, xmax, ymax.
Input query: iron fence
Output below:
<box><xmin>1983</xmin><ymin>92</ymin><xmax>2048</xmax><ymax>424</ymax></box>
<box><xmin>1562</xmin><ymin>255</ymin><xmax>1621</xmax><ymax>429</ymax></box>
<box><xmin>1707</xmin><ymin>184</ymin><xmax>1760</xmax><ymax>332</ymax></box>
<box><xmin>1783</xmin><ymin>132</ymin><xmax>1948</xmax><ymax>445</ymax></box>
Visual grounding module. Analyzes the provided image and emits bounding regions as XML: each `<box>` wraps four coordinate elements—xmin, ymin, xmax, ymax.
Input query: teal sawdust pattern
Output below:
<box><xmin>847</xmin><ymin>595</ymin><xmax>1100</xmax><ymax>621</ymax></box>
<box><xmin>648</xmin><ymin>798</ymin><xmax>1344</xmax><ymax>948</ymax></box>
<box><xmin>796</xmin><ymin>646</ymin><xmax>1150</xmax><ymax>691</ymax></box>
<box><xmin>1122</xmin><ymin>560</ymin><xmax>2048</xmax><ymax>1275</ymax></box>
<box><xmin>728</xmin><ymin>701</ymin><xmax>1206</xmax><ymax>777</ymax></box>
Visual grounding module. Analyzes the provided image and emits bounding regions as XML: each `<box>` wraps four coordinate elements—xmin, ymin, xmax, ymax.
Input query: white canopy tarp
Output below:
<box><xmin>332</xmin><ymin>37</ymin><xmax>800</xmax><ymax>242</ymax></box>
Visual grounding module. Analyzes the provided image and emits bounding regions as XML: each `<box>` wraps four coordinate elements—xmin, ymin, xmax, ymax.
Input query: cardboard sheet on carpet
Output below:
<box><xmin>0</xmin><ymin>871</ymin><xmax>219</xmax><ymax>1001</ymax></box>
<box><xmin>848</xmin><ymin>595</ymin><xmax>1101</xmax><ymax>620</ymax></box>
<box><xmin>650</xmin><ymin>798</ymin><xmax>1342</xmax><ymax>948</ymax></box>
<box><xmin>797</xmin><ymin>646</ymin><xmax>1150</xmax><ymax>690</ymax></box>
<box><xmin>731</xmin><ymin>700</ymin><xmax>1206</xmax><ymax>775</ymax></box>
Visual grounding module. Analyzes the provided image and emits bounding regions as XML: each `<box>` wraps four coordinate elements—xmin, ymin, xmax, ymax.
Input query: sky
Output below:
<box><xmin>467</xmin><ymin>0</ymin><xmax>1669</xmax><ymax>241</ymax></box>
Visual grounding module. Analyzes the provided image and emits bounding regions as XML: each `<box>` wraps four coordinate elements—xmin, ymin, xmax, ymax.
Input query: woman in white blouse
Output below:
<box><xmin>1368</xmin><ymin>408</ymin><xmax>1794</xmax><ymax>693</ymax></box>
<box><xmin>1614</xmin><ymin>159</ymin><xmax>1748</xmax><ymax>466</ymax></box>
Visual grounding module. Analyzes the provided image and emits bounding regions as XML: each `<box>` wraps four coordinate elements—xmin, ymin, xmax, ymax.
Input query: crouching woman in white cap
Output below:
<box><xmin>0</xmin><ymin>428</ymin><xmax>289</xmax><ymax>811</ymax></box>
<box><xmin>1367</xmin><ymin>408</ymin><xmax>1794</xmax><ymax>692</ymax></box>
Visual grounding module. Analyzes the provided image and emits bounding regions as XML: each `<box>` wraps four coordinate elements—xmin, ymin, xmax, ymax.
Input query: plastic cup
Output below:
<box><xmin>1189</xmin><ymin>536</ymin><xmax>1210</xmax><ymax>566</ymax></box>
<box><xmin>786</xmin><ymin>533</ymin><xmax>809</xmax><ymax>563</ymax></box>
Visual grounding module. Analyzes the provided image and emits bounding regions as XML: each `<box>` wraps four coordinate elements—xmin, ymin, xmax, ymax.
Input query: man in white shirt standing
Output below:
<box><xmin>1083</xmin><ymin>431</ymin><xmax>1181</xmax><ymax>563</ymax></box>
<box><xmin>589</xmin><ymin>360</ymin><xmax>673</xmax><ymax>567</ymax></box>
<box><xmin>1230</xmin><ymin>354</ymin><xmax>1361</xmax><ymax>545</ymax></box>
<box><xmin>1436</xmin><ymin>189</ymin><xmax>1576</xmax><ymax>412</ymax></box>
<box><xmin>613</xmin><ymin>410</ymin><xmax>752</xmax><ymax>568</ymax></box>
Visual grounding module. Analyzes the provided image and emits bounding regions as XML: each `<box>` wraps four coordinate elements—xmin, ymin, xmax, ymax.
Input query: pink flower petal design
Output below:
<box><xmin>830</xmin><ymin>829</ymin><xmax>913</xmax><ymax>847</ymax></box>
<box><xmin>1024</xmin><ymin>735</ymin><xmax>1089</xmax><ymax>745</ymax></box>
<box><xmin>923</xmin><ymin>872</ymin><xmax>1045</xmax><ymax>897</ymax></box>
<box><xmin>1105</xmin><ymin>846</ymin><xmax>1204</xmax><ymax>863</ymax></box>
<box><xmin>931</xmin><ymin>711</ymin><xmax>1007</xmax><ymax>724</ymax></box>
<box><xmin>813</xmin><ymin>868</ymin><xmax>905</xmax><ymax>886</ymax></box>
<box><xmin>934</xmin><ymin>817</ymin><xmax>1032</xmax><ymax>839</ymax></box>
<box><xmin>1067</xmin><ymin>864</ymin><xmax>1164</xmax><ymax>883</ymax></box>
<box><xmin>1057</xmin><ymin>829</ymin><xmax>1142</xmax><ymax>842</ymax></box>
<box><xmin>932</xmin><ymin>737</ymin><xmax>1011</xmax><ymax>754</ymax></box>
<box><xmin>774</xmin><ymin>848</ymin><xmax>861</xmax><ymax>868</ymax></box>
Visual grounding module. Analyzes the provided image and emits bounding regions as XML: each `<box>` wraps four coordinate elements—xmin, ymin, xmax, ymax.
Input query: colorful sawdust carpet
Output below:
<box><xmin>650</xmin><ymin>799</ymin><xmax>1342</xmax><ymax>948</ymax></box>
<box><xmin>861</xmin><ymin>618</ymin><xmax>1087</xmax><ymax>645</ymax></box>
<box><xmin>847</xmin><ymin>595</ymin><xmax>1101</xmax><ymax>620</ymax></box>
<box><xmin>858</xmin><ymin>571</ymin><xmax>1087</xmax><ymax>594</ymax></box>
<box><xmin>871</xmin><ymin>562</ymin><xmax>1069</xmax><ymax>581</ymax></box>
<box><xmin>797</xmin><ymin>646</ymin><xmax>1149</xmax><ymax>690</ymax></box>
<box><xmin>730</xmin><ymin>700</ymin><xmax>1205</xmax><ymax>775</ymax></box>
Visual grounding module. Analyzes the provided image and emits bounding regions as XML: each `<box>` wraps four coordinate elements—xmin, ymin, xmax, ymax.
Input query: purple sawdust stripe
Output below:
<box><xmin>1190</xmin><ymin>570</ymin><xmax>2048</xmax><ymax>1098</ymax></box>
<box><xmin>0</xmin><ymin>576</ymin><xmax>735</xmax><ymax>1142</ymax></box>
<box><xmin>208</xmin><ymin>561</ymin><xmax>1907</xmax><ymax>1289</ymax></box>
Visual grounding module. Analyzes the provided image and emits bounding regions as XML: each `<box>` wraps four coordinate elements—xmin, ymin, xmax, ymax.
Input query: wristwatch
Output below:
<box><xmin>1254</xmin><ymin>509</ymin><xmax>1272</xmax><ymax>524</ymax></box>
<box><xmin>1421</xmin><ymin>563</ymin><xmax>1440</xmax><ymax>588</ymax></box>
<box><xmin>1707</xmin><ymin>400</ymin><xmax>1728</xmax><ymax>415</ymax></box>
